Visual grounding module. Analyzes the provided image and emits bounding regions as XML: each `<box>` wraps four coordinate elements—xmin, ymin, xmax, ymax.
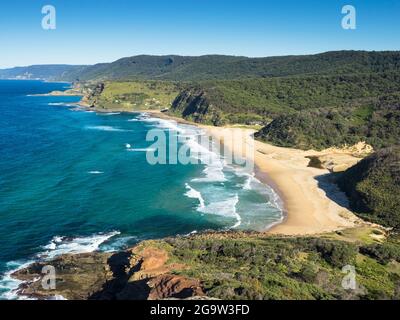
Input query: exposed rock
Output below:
<box><xmin>306</xmin><ymin>142</ymin><xmax>374</xmax><ymax>172</ymax></box>
<box><xmin>147</xmin><ymin>274</ymin><xmax>204</xmax><ymax>300</ymax></box>
<box><xmin>323</xmin><ymin>142</ymin><xmax>374</xmax><ymax>157</ymax></box>
<box><xmin>12</xmin><ymin>252</ymin><xmax>113</xmax><ymax>300</ymax></box>
<box><xmin>12</xmin><ymin>242</ymin><xmax>203</xmax><ymax>300</ymax></box>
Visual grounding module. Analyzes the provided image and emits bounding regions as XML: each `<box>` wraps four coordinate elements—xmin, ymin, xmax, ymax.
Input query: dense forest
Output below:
<box><xmin>169</xmin><ymin>72</ymin><xmax>400</xmax><ymax>150</ymax></box>
<box><xmin>69</xmin><ymin>51</ymin><xmax>400</xmax><ymax>81</ymax></box>
<box><xmin>2</xmin><ymin>50</ymin><xmax>400</xmax><ymax>81</ymax></box>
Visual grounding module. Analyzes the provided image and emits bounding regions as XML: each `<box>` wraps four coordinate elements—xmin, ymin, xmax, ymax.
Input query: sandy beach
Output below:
<box><xmin>129</xmin><ymin>110</ymin><xmax>366</xmax><ymax>235</ymax></box>
<box><xmin>74</xmin><ymin>106</ymin><xmax>366</xmax><ymax>236</ymax></box>
<box><xmin>201</xmin><ymin>126</ymin><xmax>364</xmax><ymax>235</ymax></box>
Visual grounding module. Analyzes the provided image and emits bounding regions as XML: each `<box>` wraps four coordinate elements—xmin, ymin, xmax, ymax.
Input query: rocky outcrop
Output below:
<box><xmin>12</xmin><ymin>242</ymin><xmax>204</xmax><ymax>300</ymax></box>
<box><xmin>79</xmin><ymin>83</ymin><xmax>105</xmax><ymax>108</ymax></box>
<box><xmin>147</xmin><ymin>274</ymin><xmax>204</xmax><ymax>300</ymax></box>
<box><xmin>170</xmin><ymin>88</ymin><xmax>225</xmax><ymax>126</ymax></box>
<box><xmin>12</xmin><ymin>252</ymin><xmax>113</xmax><ymax>300</ymax></box>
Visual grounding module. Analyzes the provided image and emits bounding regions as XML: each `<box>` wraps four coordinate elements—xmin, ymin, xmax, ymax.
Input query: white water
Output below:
<box><xmin>0</xmin><ymin>231</ymin><xmax>121</xmax><ymax>300</ymax></box>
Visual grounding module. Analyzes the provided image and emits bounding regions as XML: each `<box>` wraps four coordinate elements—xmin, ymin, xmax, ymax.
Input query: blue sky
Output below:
<box><xmin>0</xmin><ymin>0</ymin><xmax>399</xmax><ymax>68</ymax></box>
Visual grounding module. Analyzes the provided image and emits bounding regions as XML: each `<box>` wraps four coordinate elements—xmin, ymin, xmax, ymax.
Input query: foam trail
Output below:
<box><xmin>0</xmin><ymin>231</ymin><xmax>121</xmax><ymax>300</ymax></box>
<box><xmin>99</xmin><ymin>112</ymin><xmax>120</xmax><ymax>116</ymax></box>
<box><xmin>184</xmin><ymin>183</ymin><xmax>205</xmax><ymax>209</ymax></box>
<box><xmin>185</xmin><ymin>130</ymin><xmax>227</xmax><ymax>183</ymax></box>
<box><xmin>127</xmin><ymin>148</ymin><xmax>156</xmax><ymax>152</ymax></box>
<box><xmin>85</xmin><ymin>126</ymin><xmax>130</xmax><ymax>132</ymax></box>
<box><xmin>48</xmin><ymin>102</ymin><xmax>70</xmax><ymax>106</ymax></box>
<box><xmin>138</xmin><ymin>114</ymin><xmax>186</xmax><ymax>133</ymax></box>
<box><xmin>0</xmin><ymin>261</ymin><xmax>36</xmax><ymax>300</ymax></box>
<box><xmin>38</xmin><ymin>231</ymin><xmax>121</xmax><ymax>259</ymax></box>
<box><xmin>88</xmin><ymin>171</ymin><xmax>104</xmax><ymax>174</ymax></box>
<box><xmin>199</xmin><ymin>194</ymin><xmax>241</xmax><ymax>228</ymax></box>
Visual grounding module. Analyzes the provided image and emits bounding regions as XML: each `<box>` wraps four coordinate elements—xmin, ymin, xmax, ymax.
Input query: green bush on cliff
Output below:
<box><xmin>163</xmin><ymin>235</ymin><xmax>400</xmax><ymax>300</ymax></box>
<box><xmin>338</xmin><ymin>147</ymin><xmax>400</xmax><ymax>229</ymax></box>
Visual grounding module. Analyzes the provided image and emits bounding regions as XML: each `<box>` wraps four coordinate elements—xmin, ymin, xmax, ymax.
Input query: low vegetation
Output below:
<box><xmin>85</xmin><ymin>80</ymin><xmax>180</xmax><ymax>111</ymax></box>
<box><xmin>14</xmin><ymin>230</ymin><xmax>400</xmax><ymax>300</ymax></box>
<box><xmin>153</xmin><ymin>231</ymin><xmax>400</xmax><ymax>300</ymax></box>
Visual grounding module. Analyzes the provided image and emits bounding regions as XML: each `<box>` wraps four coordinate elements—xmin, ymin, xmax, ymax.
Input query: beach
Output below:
<box><xmin>201</xmin><ymin>125</ymin><xmax>364</xmax><ymax>235</ymax></box>
<box><xmin>101</xmin><ymin>108</ymin><xmax>365</xmax><ymax>235</ymax></box>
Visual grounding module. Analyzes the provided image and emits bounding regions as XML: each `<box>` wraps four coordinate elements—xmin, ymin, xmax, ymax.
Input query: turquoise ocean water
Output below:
<box><xmin>0</xmin><ymin>80</ymin><xmax>282</xmax><ymax>299</ymax></box>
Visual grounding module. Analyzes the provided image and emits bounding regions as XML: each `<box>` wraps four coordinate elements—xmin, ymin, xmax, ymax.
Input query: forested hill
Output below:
<box><xmin>1</xmin><ymin>51</ymin><xmax>400</xmax><ymax>81</ymax></box>
<box><xmin>64</xmin><ymin>51</ymin><xmax>400</xmax><ymax>81</ymax></box>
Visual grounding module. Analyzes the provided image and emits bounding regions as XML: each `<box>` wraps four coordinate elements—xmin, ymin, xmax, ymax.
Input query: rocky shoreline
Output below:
<box><xmin>12</xmin><ymin>236</ymin><xmax>212</xmax><ymax>300</ymax></box>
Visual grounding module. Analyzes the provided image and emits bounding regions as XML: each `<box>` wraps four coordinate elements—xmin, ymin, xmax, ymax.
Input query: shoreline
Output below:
<box><xmin>71</xmin><ymin>99</ymin><xmax>363</xmax><ymax>235</ymax></box>
<box><xmin>139</xmin><ymin>110</ymin><xmax>364</xmax><ymax>235</ymax></box>
<box><xmin>201</xmin><ymin>125</ymin><xmax>363</xmax><ymax>235</ymax></box>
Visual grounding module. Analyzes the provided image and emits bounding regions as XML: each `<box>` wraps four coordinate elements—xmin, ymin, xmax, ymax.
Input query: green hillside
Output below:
<box><xmin>86</xmin><ymin>81</ymin><xmax>180</xmax><ymax>112</ymax></box>
<box><xmin>3</xmin><ymin>50</ymin><xmax>400</xmax><ymax>83</ymax></box>
<box><xmin>73</xmin><ymin>51</ymin><xmax>400</xmax><ymax>81</ymax></box>
<box><xmin>169</xmin><ymin>73</ymin><xmax>400</xmax><ymax>150</ymax></box>
<box><xmin>337</xmin><ymin>147</ymin><xmax>400</xmax><ymax>230</ymax></box>
<box><xmin>254</xmin><ymin>90</ymin><xmax>400</xmax><ymax>150</ymax></box>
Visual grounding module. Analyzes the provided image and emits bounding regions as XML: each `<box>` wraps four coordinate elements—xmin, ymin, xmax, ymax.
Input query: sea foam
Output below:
<box><xmin>85</xmin><ymin>125</ymin><xmax>130</xmax><ymax>132</ymax></box>
<box><xmin>184</xmin><ymin>183</ymin><xmax>205</xmax><ymax>209</ymax></box>
<box><xmin>0</xmin><ymin>231</ymin><xmax>121</xmax><ymax>300</ymax></box>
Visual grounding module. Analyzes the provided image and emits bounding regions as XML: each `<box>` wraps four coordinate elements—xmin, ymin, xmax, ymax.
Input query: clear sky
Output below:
<box><xmin>0</xmin><ymin>0</ymin><xmax>399</xmax><ymax>68</ymax></box>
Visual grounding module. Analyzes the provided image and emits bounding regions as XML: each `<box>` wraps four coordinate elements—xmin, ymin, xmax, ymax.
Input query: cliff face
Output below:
<box><xmin>170</xmin><ymin>88</ymin><xmax>225</xmax><ymax>126</ymax></box>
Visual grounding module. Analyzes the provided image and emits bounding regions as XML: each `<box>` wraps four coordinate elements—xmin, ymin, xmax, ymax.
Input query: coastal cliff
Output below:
<box><xmin>12</xmin><ymin>228</ymin><xmax>400</xmax><ymax>300</ymax></box>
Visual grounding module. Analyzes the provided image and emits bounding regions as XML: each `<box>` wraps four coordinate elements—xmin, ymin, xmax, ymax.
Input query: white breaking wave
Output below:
<box><xmin>183</xmin><ymin>129</ymin><xmax>227</xmax><ymax>183</ymax></box>
<box><xmin>157</xmin><ymin>119</ymin><xmax>186</xmax><ymax>133</ymax></box>
<box><xmin>138</xmin><ymin>113</ymin><xmax>186</xmax><ymax>133</ymax></box>
<box><xmin>232</xmin><ymin>166</ymin><xmax>284</xmax><ymax>211</ymax></box>
<box><xmin>192</xmin><ymin>163</ymin><xmax>226</xmax><ymax>183</ymax></box>
<box><xmin>88</xmin><ymin>171</ymin><xmax>104</xmax><ymax>174</ymax></box>
<box><xmin>125</xmin><ymin>143</ymin><xmax>132</xmax><ymax>149</ymax></box>
<box><xmin>198</xmin><ymin>194</ymin><xmax>241</xmax><ymax>228</ymax></box>
<box><xmin>136</xmin><ymin>113</ymin><xmax>226</xmax><ymax>183</ymax></box>
<box><xmin>0</xmin><ymin>231</ymin><xmax>121</xmax><ymax>300</ymax></box>
<box><xmin>127</xmin><ymin>148</ymin><xmax>156</xmax><ymax>152</ymax></box>
<box><xmin>99</xmin><ymin>112</ymin><xmax>120</xmax><ymax>116</ymax></box>
<box><xmin>184</xmin><ymin>183</ymin><xmax>205</xmax><ymax>209</ymax></box>
<box><xmin>48</xmin><ymin>102</ymin><xmax>68</xmax><ymax>106</ymax></box>
<box><xmin>0</xmin><ymin>260</ymin><xmax>36</xmax><ymax>300</ymax></box>
<box><xmin>85</xmin><ymin>126</ymin><xmax>130</xmax><ymax>132</ymax></box>
<box><xmin>243</xmin><ymin>176</ymin><xmax>253</xmax><ymax>190</ymax></box>
<box><xmin>38</xmin><ymin>231</ymin><xmax>121</xmax><ymax>259</ymax></box>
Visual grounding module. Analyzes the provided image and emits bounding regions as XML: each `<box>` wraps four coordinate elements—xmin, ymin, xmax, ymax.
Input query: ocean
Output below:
<box><xmin>0</xmin><ymin>80</ymin><xmax>282</xmax><ymax>299</ymax></box>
